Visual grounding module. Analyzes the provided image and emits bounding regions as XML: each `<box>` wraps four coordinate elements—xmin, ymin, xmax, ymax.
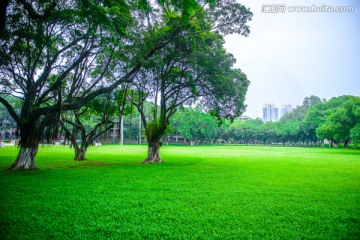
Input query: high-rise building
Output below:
<box><xmin>262</xmin><ymin>103</ymin><xmax>278</xmax><ymax>122</ymax></box>
<box><xmin>280</xmin><ymin>104</ymin><xmax>293</xmax><ymax>118</ymax></box>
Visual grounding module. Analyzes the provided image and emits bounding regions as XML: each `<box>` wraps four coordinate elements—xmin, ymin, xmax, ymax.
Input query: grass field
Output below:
<box><xmin>1</xmin><ymin>145</ymin><xmax>360</xmax><ymax>239</ymax></box>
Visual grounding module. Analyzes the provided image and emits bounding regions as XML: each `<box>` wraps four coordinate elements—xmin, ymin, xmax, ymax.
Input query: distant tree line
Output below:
<box><xmin>170</xmin><ymin>95</ymin><xmax>360</xmax><ymax>147</ymax></box>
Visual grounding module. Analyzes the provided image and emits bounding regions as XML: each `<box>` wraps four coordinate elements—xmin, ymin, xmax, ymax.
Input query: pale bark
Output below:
<box><xmin>142</xmin><ymin>141</ymin><xmax>162</xmax><ymax>164</ymax></box>
<box><xmin>119</xmin><ymin>116</ymin><xmax>124</xmax><ymax>145</ymax></box>
<box><xmin>9</xmin><ymin>146</ymin><xmax>38</xmax><ymax>170</ymax></box>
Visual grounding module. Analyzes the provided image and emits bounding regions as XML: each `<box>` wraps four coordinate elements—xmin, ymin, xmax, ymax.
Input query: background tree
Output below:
<box><xmin>257</xmin><ymin>121</ymin><xmax>276</xmax><ymax>145</ymax></box>
<box><xmin>279</xmin><ymin>96</ymin><xmax>323</xmax><ymax>145</ymax></box>
<box><xmin>277</xmin><ymin>121</ymin><xmax>301</xmax><ymax>145</ymax></box>
<box><xmin>60</xmin><ymin>94</ymin><xmax>116</xmax><ymax>160</ymax></box>
<box><xmin>315</xmin><ymin>96</ymin><xmax>360</xmax><ymax>147</ymax></box>
<box><xmin>172</xmin><ymin>107</ymin><xmax>220</xmax><ymax>145</ymax></box>
<box><xmin>350</xmin><ymin>97</ymin><xmax>360</xmax><ymax>147</ymax></box>
<box><xmin>217</xmin><ymin>120</ymin><xmax>231</xmax><ymax>143</ymax></box>
<box><xmin>281</xmin><ymin>95</ymin><xmax>322</xmax><ymax>122</ymax></box>
<box><xmin>350</xmin><ymin>124</ymin><xmax>360</xmax><ymax>147</ymax></box>
<box><xmin>112</xmin><ymin>85</ymin><xmax>133</xmax><ymax>144</ymax></box>
<box><xmin>301</xmin><ymin>96</ymin><xmax>360</xmax><ymax>147</ymax></box>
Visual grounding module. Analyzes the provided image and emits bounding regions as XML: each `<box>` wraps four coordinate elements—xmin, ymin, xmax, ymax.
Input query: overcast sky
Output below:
<box><xmin>224</xmin><ymin>0</ymin><xmax>360</xmax><ymax>118</ymax></box>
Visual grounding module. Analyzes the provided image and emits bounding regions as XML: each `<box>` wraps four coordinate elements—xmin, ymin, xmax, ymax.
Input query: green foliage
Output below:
<box><xmin>172</xmin><ymin>107</ymin><xmax>220</xmax><ymax>143</ymax></box>
<box><xmin>281</xmin><ymin>95</ymin><xmax>322</xmax><ymax>122</ymax></box>
<box><xmin>84</xmin><ymin>94</ymin><xmax>117</xmax><ymax>122</ymax></box>
<box><xmin>307</xmin><ymin>96</ymin><xmax>360</xmax><ymax>145</ymax></box>
<box><xmin>114</xmin><ymin>88</ymin><xmax>133</xmax><ymax>117</ymax></box>
<box><xmin>1</xmin><ymin>145</ymin><xmax>360</xmax><ymax>239</ymax></box>
<box><xmin>350</xmin><ymin>124</ymin><xmax>360</xmax><ymax>146</ymax></box>
<box><xmin>0</xmin><ymin>96</ymin><xmax>20</xmax><ymax>125</ymax></box>
<box><xmin>275</xmin><ymin>121</ymin><xmax>301</xmax><ymax>144</ymax></box>
<box><xmin>169</xmin><ymin>95</ymin><xmax>360</xmax><ymax>146</ymax></box>
<box><xmin>62</xmin><ymin>94</ymin><xmax>117</xmax><ymax>134</ymax></box>
<box><xmin>145</xmin><ymin>119</ymin><xmax>171</xmax><ymax>142</ymax></box>
<box><xmin>227</xmin><ymin>119</ymin><xmax>262</xmax><ymax>143</ymax></box>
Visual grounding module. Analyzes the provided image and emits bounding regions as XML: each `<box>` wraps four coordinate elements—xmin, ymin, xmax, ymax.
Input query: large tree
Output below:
<box><xmin>129</xmin><ymin>29</ymin><xmax>250</xmax><ymax>163</ymax></box>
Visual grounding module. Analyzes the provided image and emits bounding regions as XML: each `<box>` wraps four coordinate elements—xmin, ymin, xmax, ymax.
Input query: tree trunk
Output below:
<box><xmin>138</xmin><ymin>116</ymin><xmax>141</xmax><ymax>145</ymax></box>
<box><xmin>74</xmin><ymin>144</ymin><xmax>87</xmax><ymax>161</ymax></box>
<box><xmin>9</xmin><ymin>145</ymin><xmax>38</xmax><ymax>170</ymax></box>
<box><xmin>119</xmin><ymin>116</ymin><xmax>124</xmax><ymax>145</ymax></box>
<box><xmin>8</xmin><ymin>118</ymin><xmax>41</xmax><ymax>170</ymax></box>
<box><xmin>74</xmin><ymin>148</ymin><xmax>87</xmax><ymax>161</ymax></box>
<box><xmin>142</xmin><ymin>141</ymin><xmax>162</xmax><ymax>164</ymax></box>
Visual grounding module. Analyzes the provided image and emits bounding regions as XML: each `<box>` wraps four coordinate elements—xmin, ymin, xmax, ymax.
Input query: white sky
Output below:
<box><xmin>224</xmin><ymin>0</ymin><xmax>360</xmax><ymax>118</ymax></box>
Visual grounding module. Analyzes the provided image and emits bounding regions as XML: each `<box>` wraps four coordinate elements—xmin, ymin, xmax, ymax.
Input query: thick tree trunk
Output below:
<box><xmin>8</xmin><ymin>118</ymin><xmax>41</xmax><ymax>170</ymax></box>
<box><xmin>9</xmin><ymin>145</ymin><xmax>38</xmax><ymax>170</ymax></box>
<box><xmin>142</xmin><ymin>141</ymin><xmax>162</xmax><ymax>164</ymax></box>
<box><xmin>74</xmin><ymin>144</ymin><xmax>87</xmax><ymax>161</ymax></box>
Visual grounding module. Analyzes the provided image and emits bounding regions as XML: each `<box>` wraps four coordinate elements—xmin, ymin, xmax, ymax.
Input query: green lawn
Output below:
<box><xmin>1</xmin><ymin>145</ymin><xmax>359</xmax><ymax>239</ymax></box>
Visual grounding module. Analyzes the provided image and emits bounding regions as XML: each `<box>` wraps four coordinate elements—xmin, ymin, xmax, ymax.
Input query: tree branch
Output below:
<box><xmin>0</xmin><ymin>96</ymin><xmax>21</xmax><ymax>124</ymax></box>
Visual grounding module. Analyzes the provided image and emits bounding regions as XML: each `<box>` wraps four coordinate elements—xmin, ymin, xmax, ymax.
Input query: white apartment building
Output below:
<box><xmin>280</xmin><ymin>104</ymin><xmax>293</xmax><ymax>118</ymax></box>
<box><xmin>262</xmin><ymin>103</ymin><xmax>279</xmax><ymax>122</ymax></box>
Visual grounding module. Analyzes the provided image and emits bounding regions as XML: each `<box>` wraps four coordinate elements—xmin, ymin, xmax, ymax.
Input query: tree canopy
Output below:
<box><xmin>0</xmin><ymin>0</ymin><xmax>252</xmax><ymax>169</ymax></box>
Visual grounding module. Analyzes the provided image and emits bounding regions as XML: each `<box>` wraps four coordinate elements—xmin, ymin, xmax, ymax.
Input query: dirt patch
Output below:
<box><xmin>86</xmin><ymin>161</ymin><xmax>107</xmax><ymax>165</ymax></box>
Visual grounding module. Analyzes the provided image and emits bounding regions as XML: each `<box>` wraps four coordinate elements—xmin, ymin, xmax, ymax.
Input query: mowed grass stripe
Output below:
<box><xmin>1</xmin><ymin>145</ymin><xmax>359</xmax><ymax>239</ymax></box>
